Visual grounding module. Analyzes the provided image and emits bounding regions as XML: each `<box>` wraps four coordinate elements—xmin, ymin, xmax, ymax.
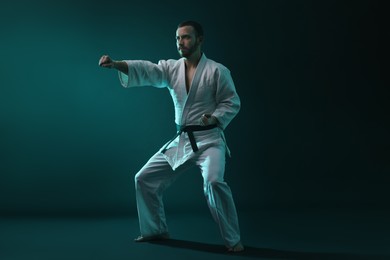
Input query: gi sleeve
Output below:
<box><xmin>213</xmin><ymin>66</ymin><xmax>241</xmax><ymax>130</ymax></box>
<box><xmin>118</xmin><ymin>60</ymin><xmax>168</xmax><ymax>88</ymax></box>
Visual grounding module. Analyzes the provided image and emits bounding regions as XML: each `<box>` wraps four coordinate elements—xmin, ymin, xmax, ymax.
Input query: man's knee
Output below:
<box><xmin>203</xmin><ymin>179</ymin><xmax>222</xmax><ymax>194</ymax></box>
<box><xmin>203</xmin><ymin>168</ymin><xmax>224</xmax><ymax>186</ymax></box>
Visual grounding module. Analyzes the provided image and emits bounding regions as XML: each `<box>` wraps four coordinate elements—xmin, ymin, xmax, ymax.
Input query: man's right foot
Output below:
<box><xmin>227</xmin><ymin>241</ymin><xmax>245</xmax><ymax>253</ymax></box>
<box><xmin>134</xmin><ymin>233</ymin><xmax>170</xmax><ymax>242</ymax></box>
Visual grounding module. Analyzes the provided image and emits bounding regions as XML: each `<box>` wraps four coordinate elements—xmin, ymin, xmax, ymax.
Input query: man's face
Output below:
<box><xmin>176</xmin><ymin>26</ymin><xmax>201</xmax><ymax>58</ymax></box>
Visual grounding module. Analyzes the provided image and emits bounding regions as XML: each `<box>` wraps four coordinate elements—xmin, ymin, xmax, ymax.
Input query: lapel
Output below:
<box><xmin>180</xmin><ymin>53</ymin><xmax>207</xmax><ymax>125</ymax></box>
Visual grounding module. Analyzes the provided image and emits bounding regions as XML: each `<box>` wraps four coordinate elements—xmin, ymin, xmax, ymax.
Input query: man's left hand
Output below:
<box><xmin>200</xmin><ymin>114</ymin><xmax>218</xmax><ymax>126</ymax></box>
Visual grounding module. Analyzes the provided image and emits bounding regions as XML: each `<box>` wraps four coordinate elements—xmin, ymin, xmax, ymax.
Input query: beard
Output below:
<box><xmin>178</xmin><ymin>41</ymin><xmax>200</xmax><ymax>58</ymax></box>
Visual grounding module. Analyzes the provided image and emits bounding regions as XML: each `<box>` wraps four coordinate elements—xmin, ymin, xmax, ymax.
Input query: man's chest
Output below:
<box><xmin>185</xmin><ymin>67</ymin><xmax>196</xmax><ymax>93</ymax></box>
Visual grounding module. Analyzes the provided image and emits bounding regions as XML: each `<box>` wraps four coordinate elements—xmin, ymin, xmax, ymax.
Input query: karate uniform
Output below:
<box><xmin>118</xmin><ymin>53</ymin><xmax>241</xmax><ymax>247</ymax></box>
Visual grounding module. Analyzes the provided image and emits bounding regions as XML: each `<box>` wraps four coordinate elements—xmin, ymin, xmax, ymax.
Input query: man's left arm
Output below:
<box><xmin>210</xmin><ymin>67</ymin><xmax>241</xmax><ymax>130</ymax></box>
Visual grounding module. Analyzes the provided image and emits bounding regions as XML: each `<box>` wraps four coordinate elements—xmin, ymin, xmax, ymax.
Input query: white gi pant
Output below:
<box><xmin>134</xmin><ymin>143</ymin><xmax>241</xmax><ymax>247</ymax></box>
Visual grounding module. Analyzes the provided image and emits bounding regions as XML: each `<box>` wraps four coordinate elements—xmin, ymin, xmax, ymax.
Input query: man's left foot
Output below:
<box><xmin>227</xmin><ymin>241</ymin><xmax>244</xmax><ymax>253</ymax></box>
<box><xmin>134</xmin><ymin>233</ymin><xmax>170</xmax><ymax>242</ymax></box>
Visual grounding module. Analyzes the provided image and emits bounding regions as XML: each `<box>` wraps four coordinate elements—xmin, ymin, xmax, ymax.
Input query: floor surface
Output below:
<box><xmin>1</xmin><ymin>208</ymin><xmax>389</xmax><ymax>260</ymax></box>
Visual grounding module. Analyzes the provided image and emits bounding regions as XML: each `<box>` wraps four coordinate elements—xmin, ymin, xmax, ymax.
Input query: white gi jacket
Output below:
<box><xmin>118</xmin><ymin>54</ymin><xmax>240</xmax><ymax>170</ymax></box>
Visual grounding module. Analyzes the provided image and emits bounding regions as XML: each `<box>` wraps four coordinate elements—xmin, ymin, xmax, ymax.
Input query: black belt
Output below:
<box><xmin>161</xmin><ymin>124</ymin><xmax>218</xmax><ymax>153</ymax></box>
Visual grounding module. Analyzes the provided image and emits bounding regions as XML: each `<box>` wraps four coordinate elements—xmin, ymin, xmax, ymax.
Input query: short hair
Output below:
<box><xmin>177</xmin><ymin>20</ymin><xmax>204</xmax><ymax>38</ymax></box>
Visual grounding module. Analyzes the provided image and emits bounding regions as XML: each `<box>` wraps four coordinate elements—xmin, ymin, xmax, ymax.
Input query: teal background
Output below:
<box><xmin>0</xmin><ymin>0</ymin><xmax>387</xmax><ymax>216</ymax></box>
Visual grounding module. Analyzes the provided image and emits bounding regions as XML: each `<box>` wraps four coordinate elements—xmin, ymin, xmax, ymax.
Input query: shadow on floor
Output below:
<box><xmin>150</xmin><ymin>239</ymin><xmax>389</xmax><ymax>260</ymax></box>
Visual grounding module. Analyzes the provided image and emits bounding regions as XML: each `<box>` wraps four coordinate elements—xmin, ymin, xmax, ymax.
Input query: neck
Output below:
<box><xmin>184</xmin><ymin>50</ymin><xmax>202</xmax><ymax>68</ymax></box>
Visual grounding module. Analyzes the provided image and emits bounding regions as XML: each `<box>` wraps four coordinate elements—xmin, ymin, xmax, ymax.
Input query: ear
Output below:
<box><xmin>198</xmin><ymin>35</ymin><xmax>204</xmax><ymax>44</ymax></box>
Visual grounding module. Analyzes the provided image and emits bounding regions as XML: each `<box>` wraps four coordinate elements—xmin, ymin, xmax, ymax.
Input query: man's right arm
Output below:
<box><xmin>100</xmin><ymin>56</ymin><xmax>168</xmax><ymax>89</ymax></box>
<box><xmin>99</xmin><ymin>55</ymin><xmax>128</xmax><ymax>74</ymax></box>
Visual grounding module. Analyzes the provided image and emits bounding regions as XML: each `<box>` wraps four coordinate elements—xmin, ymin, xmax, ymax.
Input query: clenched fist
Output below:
<box><xmin>98</xmin><ymin>55</ymin><xmax>128</xmax><ymax>74</ymax></box>
<box><xmin>99</xmin><ymin>55</ymin><xmax>114</xmax><ymax>68</ymax></box>
<box><xmin>200</xmin><ymin>114</ymin><xmax>218</xmax><ymax>126</ymax></box>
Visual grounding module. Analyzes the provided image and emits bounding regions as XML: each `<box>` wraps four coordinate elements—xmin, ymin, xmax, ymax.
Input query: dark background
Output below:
<box><xmin>0</xmin><ymin>0</ymin><xmax>388</xmax><ymax>216</ymax></box>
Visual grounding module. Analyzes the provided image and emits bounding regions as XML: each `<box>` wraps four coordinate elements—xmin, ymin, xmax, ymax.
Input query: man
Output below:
<box><xmin>99</xmin><ymin>21</ymin><xmax>244</xmax><ymax>252</ymax></box>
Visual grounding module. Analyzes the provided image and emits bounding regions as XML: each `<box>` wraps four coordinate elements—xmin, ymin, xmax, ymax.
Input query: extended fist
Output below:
<box><xmin>99</xmin><ymin>55</ymin><xmax>114</xmax><ymax>68</ymax></box>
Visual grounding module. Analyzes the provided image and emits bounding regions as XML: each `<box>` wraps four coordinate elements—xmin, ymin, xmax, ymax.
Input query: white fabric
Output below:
<box><xmin>118</xmin><ymin>54</ymin><xmax>240</xmax><ymax>170</ymax></box>
<box><xmin>135</xmin><ymin>145</ymin><xmax>241</xmax><ymax>247</ymax></box>
<box><xmin>118</xmin><ymin>53</ymin><xmax>241</xmax><ymax>247</ymax></box>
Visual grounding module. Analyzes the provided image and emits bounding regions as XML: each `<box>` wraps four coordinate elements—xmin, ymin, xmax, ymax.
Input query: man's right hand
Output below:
<box><xmin>99</xmin><ymin>55</ymin><xmax>114</xmax><ymax>68</ymax></box>
<box><xmin>98</xmin><ymin>55</ymin><xmax>128</xmax><ymax>74</ymax></box>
